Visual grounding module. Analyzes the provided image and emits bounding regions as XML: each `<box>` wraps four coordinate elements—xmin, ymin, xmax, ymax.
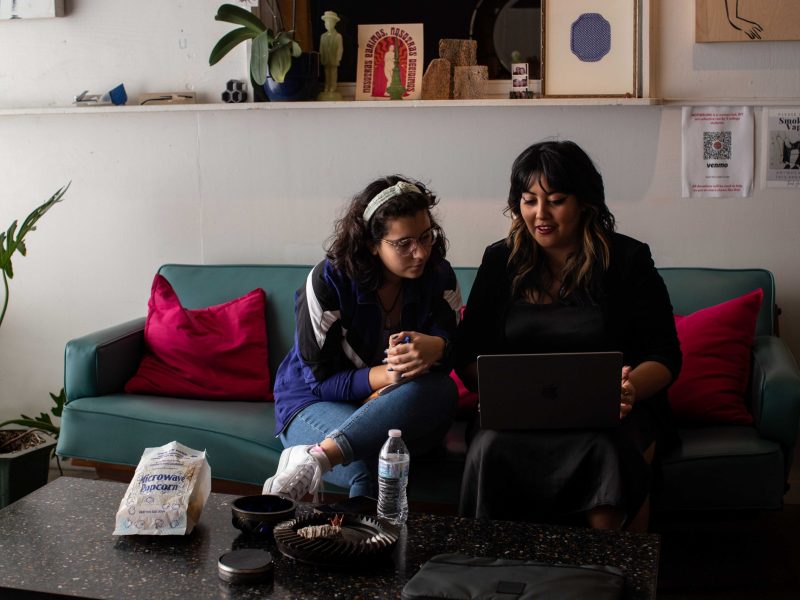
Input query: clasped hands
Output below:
<box><xmin>383</xmin><ymin>331</ymin><xmax>444</xmax><ymax>380</ymax></box>
<box><xmin>365</xmin><ymin>332</ymin><xmax>445</xmax><ymax>402</ymax></box>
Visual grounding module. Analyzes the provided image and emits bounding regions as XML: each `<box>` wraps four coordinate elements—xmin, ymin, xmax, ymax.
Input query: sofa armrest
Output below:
<box><xmin>750</xmin><ymin>335</ymin><xmax>800</xmax><ymax>454</ymax></box>
<box><xmin>64</xmin><ymin>318</ymin><xmax>146</xmax><ymax>402</ymax></box>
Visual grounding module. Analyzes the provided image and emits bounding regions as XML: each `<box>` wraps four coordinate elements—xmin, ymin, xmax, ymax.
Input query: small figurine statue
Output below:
<box><xmin>385</xmin><ymin>39</ymin><xmax>406</xmax><ymax>100</ymax></box>
<box><xmin>318</xmin><ymin>10</ymin><xmax>343</xmax><ymax>101</ymax></box>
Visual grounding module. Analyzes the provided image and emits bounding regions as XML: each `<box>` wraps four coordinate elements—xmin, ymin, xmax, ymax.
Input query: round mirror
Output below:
<box><xmin>472</xmin><ymin>0</ymin><xmax>541</xmax><ymax>79</ymax></box>
<box><xmin>494</xmin><ymin>1</ymin><xmax>541</xmax><ymax>76</ymax></box>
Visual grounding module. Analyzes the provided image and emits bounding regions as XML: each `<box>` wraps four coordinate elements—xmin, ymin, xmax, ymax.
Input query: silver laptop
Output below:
<box><xmin>477</xmin><ymin>352</ymin><xmax>623</xmax><ymax>430</ymax></box>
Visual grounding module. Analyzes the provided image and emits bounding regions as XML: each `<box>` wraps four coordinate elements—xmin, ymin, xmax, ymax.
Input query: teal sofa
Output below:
<box><xmin>57</xmin><ymin>265</ymin><xmax>800</xmax><ymax>513</ymax></box>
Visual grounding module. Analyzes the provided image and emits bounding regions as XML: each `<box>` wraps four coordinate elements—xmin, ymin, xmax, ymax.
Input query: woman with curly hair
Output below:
<box><xmin>456</xmin><ymin>140</ymin><xmax>681</xmax><ymax>530</ymax></box>
<box><xmin>263</xmin><ymin>175</ymin><xmax>461</xmax><ymax>501</ymax></box>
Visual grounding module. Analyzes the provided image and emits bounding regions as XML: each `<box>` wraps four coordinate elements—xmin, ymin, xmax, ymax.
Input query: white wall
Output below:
<box><xmin>1</xmin><ymin>0</ymin><xmax>799</xmax><ymax>420</ymax></box>
<box><xmin>0</xmin><ymin>0</ymin><xmax>246</xmax><ymax>108</ymax></box>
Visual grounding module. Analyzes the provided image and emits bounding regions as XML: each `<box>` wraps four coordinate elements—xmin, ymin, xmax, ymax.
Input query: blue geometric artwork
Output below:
<box><xmin>570</xmin><ymin>13</ymin><xmax>611</xmax><ymax>62</ymax></box>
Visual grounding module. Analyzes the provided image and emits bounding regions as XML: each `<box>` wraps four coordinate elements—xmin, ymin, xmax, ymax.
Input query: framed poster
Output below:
<box><xmin>542</xmin><ymin>0</ymin><xmax>638</xmax><ymax>98</ymax></box>
<box><xmin>356</xmin><ymin>23</ymin><xmax>423</xmax><ymax>100</ymax></box>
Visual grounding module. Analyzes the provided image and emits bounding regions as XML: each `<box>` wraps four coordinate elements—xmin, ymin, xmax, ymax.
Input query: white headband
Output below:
<box><xmin>363</xmin><ymin>181</ymin><xmax>421</xmax><ymax>221</ymax></box>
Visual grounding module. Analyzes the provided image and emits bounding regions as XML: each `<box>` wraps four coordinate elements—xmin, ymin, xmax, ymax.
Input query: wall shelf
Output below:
<box><xmin>0</xmin><ymin>97</ymin><xmax>663</xmax><ymax>117</ymax></box>
<box><xmin>4</xmin><ymin>97</ymin><xmax>797</xmax><ymax>118</ymax></box>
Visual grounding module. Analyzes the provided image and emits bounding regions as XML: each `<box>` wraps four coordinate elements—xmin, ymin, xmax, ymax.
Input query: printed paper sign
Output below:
<box><xmin>681</xmin><ymin>106</ymin><xmax>754</xmax><ymax>198</ymax></box>
<box><xmin>764</xmin><ymin>107</ymin><xmax>800</xmax><ymax>188</ymax></box>
<box><xmin>356</xmin><ymin>23</ymin><xmax>423</xmax><ymax>101</ymax></box>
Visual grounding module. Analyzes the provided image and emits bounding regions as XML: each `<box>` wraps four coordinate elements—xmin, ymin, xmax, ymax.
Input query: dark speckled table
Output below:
<box><xmin>0</xmin><ymin>477</ymin><xmax>659</xmax><ymax>599</ymax></box>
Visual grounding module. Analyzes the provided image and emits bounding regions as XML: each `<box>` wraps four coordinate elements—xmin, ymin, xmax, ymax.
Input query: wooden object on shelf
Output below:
<box><xmin>422</xmin><ymin>58</ymin><xmax>452</xmax><ymax>100</ymax></box>
<box><xmin>438</xmin><ymin>39</ymin><xmax>477</xmax><ymax>67</ymax></box>
<box><xmin>454</xmin><ymin>66</ymin><xmax>488</xmax><ymax>100</ymax></box>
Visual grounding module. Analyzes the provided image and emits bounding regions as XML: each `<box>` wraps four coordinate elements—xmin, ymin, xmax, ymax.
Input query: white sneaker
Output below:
<box><xmin>262</xmin><ymin>445</ymin><xmax>329</xmax><ymax>502</ymax></box>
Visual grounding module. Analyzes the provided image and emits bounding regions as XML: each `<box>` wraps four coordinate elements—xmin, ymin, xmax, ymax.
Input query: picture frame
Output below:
<box><xmin>355</xmin><ymin>23</ymin><xmax>423</xmax><ymax>101</ymax></box>
<box><xmin>542</xmin><ymin>0</ymin><xmax>638</xmax><ymax>98</ymax></box>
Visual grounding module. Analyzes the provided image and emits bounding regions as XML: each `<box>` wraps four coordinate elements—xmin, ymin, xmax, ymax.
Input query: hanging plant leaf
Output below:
<box><xmin>50</xmin><ymin>389</ymin><xmax>65</xmax><ymax>418</ymax></box>
<box><xmin>209</xmin><ymin>27</ymin><xmax>256</xmax><ymax>66</ymax></box>
<box><xmin>291</xmin><ymin>41</ymin><xmax>302</xmax><ymax>58</ymax></box>
<box><xmin>215</xmin><ymin>3</ymin><xmax>266</xmax><ymax>34</ymax></box>
<box><xmin>1</xmin><ymin>184</ymin><xmax>69</xmax><ymax>328</ymax></box>
<box><xmin>251</xmin><ymin>31</ymin><xmax>271</xmax><ymax>86</ymax></box>
<box><xmin>269</xmin><ymin>52</ymin><xmax>292</xmax><ymax>83</ymax></box>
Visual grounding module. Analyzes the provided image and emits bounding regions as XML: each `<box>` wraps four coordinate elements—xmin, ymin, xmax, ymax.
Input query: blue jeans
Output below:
<box><xmin>281</xmin><ymin>372</ymin><xmax>457</xmax><ymax>498</ymax></box>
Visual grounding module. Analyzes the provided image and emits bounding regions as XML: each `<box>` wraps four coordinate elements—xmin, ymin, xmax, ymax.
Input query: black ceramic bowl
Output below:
<box><xmin>231</xmin><ymin>494</ymin><xmax>297</xmax><ymax>538</ymax></box>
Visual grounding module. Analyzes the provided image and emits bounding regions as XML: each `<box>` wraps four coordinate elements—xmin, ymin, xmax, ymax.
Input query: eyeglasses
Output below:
<box><xmin>381</xmin><ymin>228</ymin><xmax>438</xmax><ymax>257</ymax></box>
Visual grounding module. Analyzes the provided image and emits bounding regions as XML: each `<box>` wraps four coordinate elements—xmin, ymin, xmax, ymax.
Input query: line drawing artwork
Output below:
<box><xmin>724</xmin><ymin>0</ymin><xmax>763</xmax><ymax>39</ymax></box>
<box><xmin>698</xmin><ymin>0</ymin><xmax>800</xmax><ymax>42</ymax></box>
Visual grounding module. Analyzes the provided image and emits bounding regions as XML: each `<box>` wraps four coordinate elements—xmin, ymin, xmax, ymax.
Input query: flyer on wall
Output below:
<box><xmin>681</xmin><ymin>106</ymin><xmax>754</xmax><ymax>198</ymax></box>
<box><xmin>764</xmin><ymin>108</ymin><xmax>800</xmax><ymax>188</ymax></box>
<box><xmin>356</xmin><ymin>23</ymin><xmax>423</xmax><ymax>101</ymax></box>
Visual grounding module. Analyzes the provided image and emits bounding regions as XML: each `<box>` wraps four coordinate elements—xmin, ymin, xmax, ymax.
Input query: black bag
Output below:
<box><xmin>401</xmin><ymin>553</ymin><xmax>626</xmax><ymax>600</ymax></box>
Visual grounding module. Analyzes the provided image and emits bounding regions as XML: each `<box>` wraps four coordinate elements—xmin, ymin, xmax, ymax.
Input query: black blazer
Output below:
<box><xmin>455</xmin><ymin>233</ymin><xmax>682</xmax><ymax>427</ymax></box>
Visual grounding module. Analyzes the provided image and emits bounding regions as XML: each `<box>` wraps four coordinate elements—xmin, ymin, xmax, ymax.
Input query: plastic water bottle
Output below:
<box><xmin>377</xmin><ymin>429</ymin><xmax>410</xmax><ymax>524</ymax></box>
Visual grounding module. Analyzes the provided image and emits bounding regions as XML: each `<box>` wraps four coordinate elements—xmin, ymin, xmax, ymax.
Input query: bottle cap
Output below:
<box><xmin>388</xmin><ymin>429</ymin><xmax>402</xmax><ymax>437</ymax></box>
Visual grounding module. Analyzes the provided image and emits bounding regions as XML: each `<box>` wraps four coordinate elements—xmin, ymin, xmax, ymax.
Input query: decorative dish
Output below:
<box><xmin>273</xmin><ymin>513</ymin><xmax>399</xmax><ymax>567</ymax></box>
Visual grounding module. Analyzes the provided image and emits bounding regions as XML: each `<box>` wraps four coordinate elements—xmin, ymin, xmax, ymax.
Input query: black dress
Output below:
<box><xmin>460</xmin><ymin>302</ymin><xmax>657</xmax><ymax>523</ymax></box>
<box><xmin>456</xmin><ymin>234</ymin><xmax>682</xmax><ymax>525</ymax></box>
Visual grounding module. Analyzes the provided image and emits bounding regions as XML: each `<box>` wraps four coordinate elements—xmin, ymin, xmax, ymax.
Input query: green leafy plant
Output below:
<box><xmin>209</xmin><ymin>2</ymin><xmax>302</xmax><ymax>85</ymax></box>
<box><xmin>1</xmin><ymin>183</ymin><xmax>69</xmax><ymax>329</ymax></box>
<box><xmin>0</xmin><ymin>389</ymin><xmax>64</xmax><ymax>440</ymax></box>
<box><xmin>1</xmin><ymin>185</ymin><xmax>68</xmax><ymax>461</ymax></box>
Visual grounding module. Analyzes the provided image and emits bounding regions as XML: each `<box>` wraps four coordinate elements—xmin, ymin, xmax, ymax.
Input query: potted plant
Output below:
<box><xmin>209</xmin><ymin>2</ymin><xmax>320</xmax><ymax>102</ymax></box>
<box><xmin>0</xmin><ymin>391</ymin><xmax>64</xmax><ymax>508</ymax></box>
<box><xmin>0</xmin><ymin>184</ymin><xmax>69</xmax><ymax>507</ymax></box>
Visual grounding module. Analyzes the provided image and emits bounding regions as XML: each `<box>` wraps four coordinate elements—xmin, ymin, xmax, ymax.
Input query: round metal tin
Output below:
<box><xmin>217</xmin><ymin>549</ymin><xmax>274</xmax><ymax>585</ymax></box>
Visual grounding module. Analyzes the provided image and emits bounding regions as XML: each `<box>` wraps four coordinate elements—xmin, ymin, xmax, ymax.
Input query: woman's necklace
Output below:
<box><xmin>378</xmin><ymin>284</ymin><xmax>403</xmax><ymax>330</ymax></box>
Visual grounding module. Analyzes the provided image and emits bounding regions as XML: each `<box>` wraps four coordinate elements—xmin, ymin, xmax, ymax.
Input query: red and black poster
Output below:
<box><xmin>356</xmin><ymin>23</ymin><xmax>423</xmax><ymax>100</ymax></box>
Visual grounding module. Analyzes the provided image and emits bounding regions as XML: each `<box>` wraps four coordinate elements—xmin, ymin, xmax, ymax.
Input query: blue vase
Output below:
<box><xmin>263</xmin><ymin>52</ymin><xmax>321</xmax><ymax>102</ymax></box>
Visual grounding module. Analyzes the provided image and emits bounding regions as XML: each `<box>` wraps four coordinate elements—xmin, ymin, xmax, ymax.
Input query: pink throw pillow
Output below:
<box><xmin>450</xmin><ymin>369</ymin><xmax>479</xmax><ymax>413</ymax></box>
<box><xmin>450</xmin><ymin>305</ymin><xmax>479</xmax><ymax>413</ymax></box>
<box><xmin>125</xmin><ymin>274</ymin><xmax>271</xmax><ymax>401</ymax></box>
<box><xmin>668</xmin><ymin>288</ymin><xmax>764</xmax><ymax>424</ymax></box>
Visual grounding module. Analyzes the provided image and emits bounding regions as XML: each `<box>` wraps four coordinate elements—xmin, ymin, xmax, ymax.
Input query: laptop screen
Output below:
<box><xmin>477</xmin><ymin>352</ymin><xmax>623</xmax><ymax>430</ymax></box>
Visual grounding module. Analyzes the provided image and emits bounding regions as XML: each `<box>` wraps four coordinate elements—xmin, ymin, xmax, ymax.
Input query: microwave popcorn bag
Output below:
<box><xmin>113</xmin><ymin>441</ymin><xmax>211</xmax><ymax>536</ymax></box>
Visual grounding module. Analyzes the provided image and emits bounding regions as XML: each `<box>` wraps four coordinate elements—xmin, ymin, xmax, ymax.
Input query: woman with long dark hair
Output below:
<box><xmin>456</xmin><ymin>141</ymin><xmax>681</xmax><ymax>529</ymax></box>
<box><xmin>264</xmin><ymin>175</ymin><xmax>460</xmax><ymax>501</ymax></box>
